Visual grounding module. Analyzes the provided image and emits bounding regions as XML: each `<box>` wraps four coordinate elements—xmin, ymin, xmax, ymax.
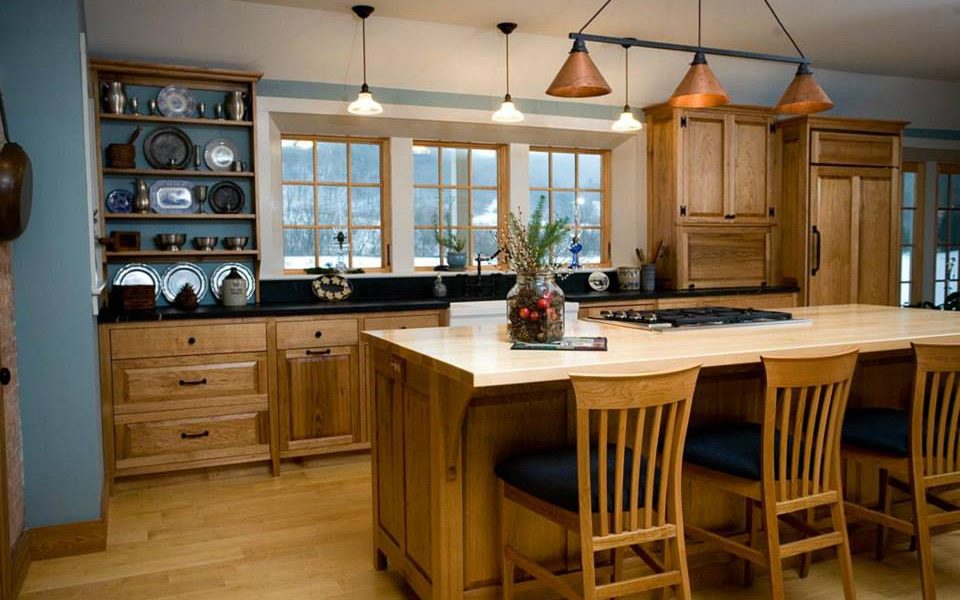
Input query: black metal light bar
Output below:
<box><xmin>570</xmin><ymin>32</ymin><xmax>809</xmax><ymax>66</ymax></box>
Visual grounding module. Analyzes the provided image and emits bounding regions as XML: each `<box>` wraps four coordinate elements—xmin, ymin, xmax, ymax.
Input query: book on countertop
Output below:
<box><xmin>511</xmin><ymin>337</ymin><xmax>608</xmax><ymax>351</ymax></box>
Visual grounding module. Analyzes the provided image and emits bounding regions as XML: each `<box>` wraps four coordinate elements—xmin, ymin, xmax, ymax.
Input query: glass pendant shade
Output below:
<box><xmin>668</xmin><ymin>51</ymin><xmax>730</xmax><ymax>108</ymax></box>
<box><xmin>347</xmin><ymin>86</ymin><xmax>383</xmax><ymax>115</ymax></box>
<box><xmin>611</xmin><ymin>106</ymin><xmax>643</xmax><ymax>132</ymax></box>
<box><xmin>546</xmin><ymin>38</ymin><xmax>612</xmax><ymax>98</ymax></box>
<box><xmin>776</xmin><ymin>63</ymin><xmax>833</xmax><ymax>114</ymax></box>
<box><xmin>492</xmin><ymin>95</ymin><xmax>524</xmax><ymax>123</ymax></box>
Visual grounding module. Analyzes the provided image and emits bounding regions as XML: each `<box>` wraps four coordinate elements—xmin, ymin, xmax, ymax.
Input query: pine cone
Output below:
<box><xmin>174</xmin><ymin>283</ymin><xmax>199</xmax><ymax>311</ymax></box>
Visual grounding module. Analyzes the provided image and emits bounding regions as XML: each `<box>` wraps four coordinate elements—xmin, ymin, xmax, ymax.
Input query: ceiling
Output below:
<box><xmin>239</xmin><ymin>0</ymin><xmax>960</xmax><ymax>81</ymax></box>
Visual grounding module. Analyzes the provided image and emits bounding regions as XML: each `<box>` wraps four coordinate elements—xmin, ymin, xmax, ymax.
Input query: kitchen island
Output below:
<box><xmin>362</xmin><ymin>305</ymin><xmax>960</xmax><ymax>600</ymax></box>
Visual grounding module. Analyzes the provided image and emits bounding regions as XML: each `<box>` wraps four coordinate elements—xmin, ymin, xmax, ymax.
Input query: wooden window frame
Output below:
<box><xmin>901</xmin><ymin>161</ymin><xmax>925</xmax><ymax>305</ymax></box>
<box><xmin>412</xmin><ymin>141</ymin><xmax>508</xmax><ymax>271</ymax></box>
<box><xmin>280</xmin><ymin>135</ymin><xmax>392</xmax><ymax>274</ymax></box>
<box><xmin>529</xmin><ymin>146</ymin><xmax>612</xmax><ymax>268</ymax></box>
<box><xmin>934</xmin><ymin>163</ymin><xmax>960</xmax><ymax>305</ymax></box>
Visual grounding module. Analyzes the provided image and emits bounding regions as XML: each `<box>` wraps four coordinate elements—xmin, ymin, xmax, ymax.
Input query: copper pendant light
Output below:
<box><xmin>546</xmin><ymin>38</ymin><xmax>612</xmax><ymax>98</ymax></box>
<box><xmin>775</xmin><ymin>62</ymin><xmax>833</xmax><ymax>114</ymax></box>
<box><xmin>669</xmin><ymin>51</ymin><xmax>730</xmax><ymax>108</ymax></box>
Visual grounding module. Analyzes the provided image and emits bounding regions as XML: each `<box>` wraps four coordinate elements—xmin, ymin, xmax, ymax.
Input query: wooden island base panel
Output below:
<box><xmin>363</xmin><ymin>305</ymin><xmax>960</xmax><ymax>600</ymax></box>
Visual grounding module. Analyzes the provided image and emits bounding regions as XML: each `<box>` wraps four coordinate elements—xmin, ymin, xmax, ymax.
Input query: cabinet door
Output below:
<box><xmin>677</xmin><ymin>226</ymin><xmax>771</xmax><ymax>289</ymax></box>
<box><xmin>809</xmin><ymin>168</ymin><xmax>857</xmax><ymax>306</ymax></box>
<box><xmin>856</xmin><ymin>170</ymin><xmax>898</xmax><ymax>305</ymax></box>
<box><xmin>278</xmin><ymin>345</ymin><xmax>359</xmax><ymax>454</ymax></box>
<box><xmin>731</xmin><ymin>116</ymin><xmax>773</xmax><ymax>222</ymax></box>
<box><xmin>681</xmin><ymin>111</ymin><xmax>728</xmax><ymax>221</ymax></box>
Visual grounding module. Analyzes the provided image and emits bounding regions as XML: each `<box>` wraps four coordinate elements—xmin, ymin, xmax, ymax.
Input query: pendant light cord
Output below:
<box><xmin>505</xmin><ymin>32</ymin><xmax>511</xmax><ymax>96</ymax></box>
<box><xmin>623</xmin><ymin>46</ymin><xmax>630</xmax><ymax>106</ymax></box>
<box><xmin>762</xmin><ymin>0</ymin><xmax>805</xmax><ymax>59</ymax></box>
<box><xmin>698</xmin><ymin>0</ymin><xmax>702</xmax><ymax>47</ymax></box>
<box><xmin>578</xmin><ymin>0</ymin><xmax>614</xmax><ymax>34</ymax></box>
<box><xmin>361</xmin><ymin>17</ymin><xmax>368</xmax><ymax>85</ymax></box>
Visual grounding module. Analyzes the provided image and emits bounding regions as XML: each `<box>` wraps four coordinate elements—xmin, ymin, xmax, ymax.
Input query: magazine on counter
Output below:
<box><xmin>510</xmin><ymin>336</ymin><xmax>608</xmax><ymax>351</ymax></box>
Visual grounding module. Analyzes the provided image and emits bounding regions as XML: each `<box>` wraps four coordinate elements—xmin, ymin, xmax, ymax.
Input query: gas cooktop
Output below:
<box><xmin>593</xmin><ymin>306</ymin><xmax>802</xmax><ymax>330</ymax></box>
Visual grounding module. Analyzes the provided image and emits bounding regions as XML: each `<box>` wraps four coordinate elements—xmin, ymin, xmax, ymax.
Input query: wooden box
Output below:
<box><xmin>110</xmin><ymin>285</ymin><xmax>156</xmax><ymax>312</ymax></box>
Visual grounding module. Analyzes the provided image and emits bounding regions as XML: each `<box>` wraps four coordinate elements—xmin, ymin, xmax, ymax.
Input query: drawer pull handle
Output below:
<box><xmin>180</xmin><ymin>430</ymin><xmax>210</xmax><ymax>440</ymax></box>
<box><xmin>314</xmin><ymin>331</ymin><xmax>323</xmax><ymax>338</ymax></box>
<box><xmin>187</xmin><ymin>337</ymin><xmax>197</xmax><ymax>345</ymax></box>
<box><xmin>306</xmin><ymin>349</ymin><xmax>332</xmax><ymax>356</ymax></box>
<box><xmin>178</xmin><ymin>378</ymin><xmax>208</xmax><ymax>386</ymax></box>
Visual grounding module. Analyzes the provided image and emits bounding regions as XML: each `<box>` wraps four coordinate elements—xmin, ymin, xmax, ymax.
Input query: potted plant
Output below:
<box><xmin>434</xmin><ymin>225</ymin><xmax>468</xmax><ymax>270</ymax></box>
<box><xmin>501</xmin><ymin>197</ymin><xmax>571</xmax><ymax>343</ymax></box>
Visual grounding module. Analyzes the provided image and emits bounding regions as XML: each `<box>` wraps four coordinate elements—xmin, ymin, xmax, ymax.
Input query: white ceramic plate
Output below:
<box><xmin>161</xmin><ymin>263</ymin><xmax>208</xmax><ymax>303</ymax></box>
<box><xmin>112</xmin><ymin>263</ymin><xmax>161</xmax><ymax>299</ymax></box>
<box><xmin>204</xmin><ymin>138</ymin><xmax>239</xmax><ymax>172</ymax></box>
<box><xmin>156</xmin><ymin>85</ymin><xmax>197</xmax><ymax>118</ymax></box>
<box><xmin>210</xmin><ymin>263</ymin><xmax>255</xmax><ymax>300</ymax></box>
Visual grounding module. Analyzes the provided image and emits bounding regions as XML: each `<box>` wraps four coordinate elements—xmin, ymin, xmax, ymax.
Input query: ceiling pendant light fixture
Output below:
<box><xmin>763</xmin><ymin>0</ymin><xmax>833</xmax><ymax>114</ymax></box>
<box><xmin>545</xmin><ymin>0</ymin><xmax>612</xmax><ymax>97</ymax></box>
<box><xmin>611</xmin><ymin>45</ymin><xmax>642</xmax><ymax>132</ymax></box>
<box><xmin>669</xmin><ymin>0</ymin><xmax>730</xmax><ymax>108</ymax></box>
<box><xmin>347</xmin><ymin>5</ymin><xmax>383</xmax><ymax>116</ymax></box>
<box><xmin>492</xmin><ymin>22</ymin><xmax>524</xmax><ymax>123</ymax></box>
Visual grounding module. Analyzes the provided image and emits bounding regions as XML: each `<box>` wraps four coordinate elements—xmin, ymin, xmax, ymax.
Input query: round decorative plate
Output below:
<box><xmin>105</xmin><ymin>188</ymin><xmax>133</xmax><ymax>213</ymax></box>
<box><xmin>112</xmin><ymin>263</ymin><xmax>161</xmax><ymax>299</ymax></box>
<box><xmin>156</xmin><ymin>85</ymin><xmax>197</xmax><ymax>118</ymax></box>
<box><xmin>160</xmin><ymin>263</ymin><xmax>208</xmax><ymax>303</ymax></box>
<box><xmin>311</xmin><ymin>275</ymin><xmax>353</xmax><ymax>302</ymax></box>
<box><xmin>143</xmin><ymin>126</ymin><xmax>192</xmax><ymax>169</ymax></box>
<box><xmin>587</xmin><ymin>270</ymin><xmax>610</xmax><ymax>292</ymax></box>
<box><xmin>207</xmin><ymin>181</ymin><xmax>244</xmax><ymax>214</ymax></box>
<box><xmin>210</xmin><ymin>263</ymin><xmax>255</xmax><ymax>300</ymax></box>
<box><xmin>204</xmin><ymin>138</ymin><xmax>238</xmax><ymax>172</ymax></box>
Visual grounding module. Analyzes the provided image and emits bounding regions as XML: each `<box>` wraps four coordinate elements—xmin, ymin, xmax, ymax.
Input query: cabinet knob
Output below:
<box><xmin>187</xmin><ymin>337</ymin><xmax>197</xmax><ymax>345</ymax></box>
<box><xmin>0</xmin><ymin>368</ymin><xmax>10</xmax><ymax>386</ymax></box>
<box><xmin>724</xmin><ymin>214</ymin><xmax>735</xmax><ymax>220</ymax></box>
<box><xmin>306</xmin><ymin>348</ymin><xmax>332</xmax><ymax>356</ymax></box>
<box><xmin>314</xmin><ymin>331</ymin><xmax>323</xmax><ymax>338</ymax></box>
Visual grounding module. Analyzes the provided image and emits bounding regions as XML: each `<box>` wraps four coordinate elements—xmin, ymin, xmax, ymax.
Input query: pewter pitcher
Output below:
<box><xmin>225</xmin><ymin>91</ymin><xmax>246</xmax><ymax>121</ymax></box>
<box><xmin>102</xmin><ymin>81</ymin><xmax>126</xmax><ymax>115</ymax></box>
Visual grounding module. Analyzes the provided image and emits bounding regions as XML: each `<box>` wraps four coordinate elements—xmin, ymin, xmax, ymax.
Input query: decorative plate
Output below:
<box><xmin>112</xmin><ymin>263</ymin><xmax>161</xmax><ymax>299</ymax></box>
<box><xmin>207</xmin><ymin>181</ymin><xmax>244</xmax><ymax>214</ymax></box>
<box><xmin>105</xmin><ymin>188</ymin><xmax>133</xmax><ymax>213</ymax></box>
<box><xmin>204</xmin><ymin>138</ymin><xmax>239</xmax><ymax>172</ymax></box>
<box><xmin>143</xmin><ymin>126</ymin><xmax>192</xmax><ymax>169</ymax></box>
<box><xmin>587</xmin><ymin>270</ymin><xmax>610</xmax><ymax>292</ymax></box>
<box><xmin>156</xmin><ymin>85</ymin><xmax>197</xmax><ymax>118</ymax></box>
<box><xmin>149</xmin><ymin>180</ymin><xmax>196</xmax><ymax>213</ymax></box>
<box><xmin>210</xmin><ymin>263</ymin><xmax>255</xmax><ymax>300</ymax></box>
<box><xmin>160</xmin><ymin>263</ymin><xmax>208</xmax><ymax>303</ymax></box>
<box><xmin>311</xmin><ymin>275</ymin><xmax>353</xmax><ymax>302</ymax></box>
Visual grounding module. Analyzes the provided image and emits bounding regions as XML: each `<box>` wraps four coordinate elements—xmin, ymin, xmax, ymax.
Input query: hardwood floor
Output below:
<box><xmin>18</xmin><ymin>453</ymin><xmax>960</xmax><ymax>599</ymax></box>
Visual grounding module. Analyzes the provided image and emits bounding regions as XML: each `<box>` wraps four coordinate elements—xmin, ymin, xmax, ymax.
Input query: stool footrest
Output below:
<box><xmin>780</xmin><ymin>532</ymin><xmax>843</xmax><ymax>559</ymax></box>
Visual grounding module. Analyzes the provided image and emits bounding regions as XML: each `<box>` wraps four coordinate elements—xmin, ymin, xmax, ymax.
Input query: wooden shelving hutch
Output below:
<box><xmin>89</xmin><ymin>59</ymin><xmax>263</xmax><ymax>304</ymax></box>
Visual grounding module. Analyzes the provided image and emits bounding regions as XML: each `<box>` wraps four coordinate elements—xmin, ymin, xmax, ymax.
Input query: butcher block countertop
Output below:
<box><xmin>362</xmin><ymin>304</ymin><xmax>960</xmax><ymax>389</ymax></box>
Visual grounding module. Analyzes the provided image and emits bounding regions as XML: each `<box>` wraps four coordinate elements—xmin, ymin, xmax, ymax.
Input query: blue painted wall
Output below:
<box><xmin>0</xmin><ymin>0</ymin><xmax>104</xmax><ymax>526</ymax></box>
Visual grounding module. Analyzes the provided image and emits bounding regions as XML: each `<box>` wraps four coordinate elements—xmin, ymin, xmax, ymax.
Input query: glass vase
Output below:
<box><xmin>506</xmin><ymin>273</ymin><xmax>565</xmax><ymax>343</ymax></box>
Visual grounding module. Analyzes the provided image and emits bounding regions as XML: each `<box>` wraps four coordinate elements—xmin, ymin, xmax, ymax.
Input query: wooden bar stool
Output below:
<box><xmin>843</xmin><ymin>342</ymin><xmax>960</xmax><ymax>600</ymax></box>
<box><xmin>496</xmin><ymin>364</ymin><xmax>701</xmax><ymax>600</ymax></box>
<box><xmin>682</xmin><ymin>349</ymin><xmax>859</xmax><ymax>600</ymax></box>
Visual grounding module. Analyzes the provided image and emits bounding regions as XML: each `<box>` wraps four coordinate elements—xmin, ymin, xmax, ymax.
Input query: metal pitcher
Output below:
<box><xmin>101</xmin><ymin>81</ymin><xmax>126</xmax><ymax>115</ymax></box>
<box><xmin>225</xmin><ymin>91</ymin><xmax>246</xmax><ymax>121</ymax></box>
<box><xmin>133</xmin><ymin>179</ymin><xmax>150</xmax><ymax>213</ymax></box>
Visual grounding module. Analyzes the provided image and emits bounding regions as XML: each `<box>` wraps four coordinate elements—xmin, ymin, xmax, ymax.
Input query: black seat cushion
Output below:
<box><xmin>842</xmin><ymin>407</ymin><xmax>909</xmax><ymax>456</ymax></box>
<box><xmin>495</xmin><ymin>445</ymin><xmax>657</xmax><ymax>513</ymax></box>
<box><xmin>684</xmin><ymin>422</ymin><xmax>788</xmax><ymax>481</ymax></box>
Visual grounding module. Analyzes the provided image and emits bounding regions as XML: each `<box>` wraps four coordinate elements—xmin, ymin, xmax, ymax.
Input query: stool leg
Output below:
<box><xmin>911</xmin><ymin>478</ymin><xmax>937</xmax><ymax>600</ymax></box>
<box><xmin>876</xmin><ymin>468</ymin><xmax>891</xmax><ymax>561</ymax></box>
<box><xmin>612</xmin><ymin>547</ymin><xmax>624</xmax><ymax>585</ymax></box>
<box><xmin>831</xmin><ymin>497</ymin><xmax>857</xmax><ymax>600</ymax></box>
<box><xmin>674</xmin><ymin>529</ymin><xmax>693</xmax><ymax>600</ymax></box>
<box><xmin>499</xmin><ymin>483</ymin><xmax>515</xmax><ymax>600</ymax></box>
<box><xmin>660</xmin><ymin>539</ymin><xmax>674</xmax><ymax>600</ymax></box>
<box><xmin>798</xmin><ymin>507</ymin><xmax>813</xmax><ymax>579</ymax></box>
<box><xmin>762</xmin><ymin>500</ymin><xmax>786</xmax><ymax>600</ymax></box>
<box><xmin>744</xmin><ymin>498</ymin><xmax>759</xmax><ymax>588</ymax></box>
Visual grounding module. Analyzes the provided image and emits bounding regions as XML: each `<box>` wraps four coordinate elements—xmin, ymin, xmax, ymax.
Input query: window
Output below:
<box><xmin>935</xmin><ymin>164</ymin><xmax>960</xmax><ymax>306</ymax></box>
<box><xmin>900</xmin><ymin>162</ymin><xmax>924</xmax><ymax>306</ymax></box>
<box><xmin>529</xmin><ymin>147</ymin><xmax>610</xmax><ymax>266</ymax></box>
<box><xmin>280</xmin><ymin>136</ymin><xmax>389</xmax><ymax>272</ymax></box>
<box><xmin>412</xmin><ymin>142</ymin><xmax>503</xmax><ymax>268</ymax></box>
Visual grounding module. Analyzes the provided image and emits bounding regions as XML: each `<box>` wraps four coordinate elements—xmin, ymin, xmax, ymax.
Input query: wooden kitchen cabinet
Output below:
<box><xmin>677</xmin><ymin>226</ymin><xmax>772</xmax><ymax>288</ymax></box>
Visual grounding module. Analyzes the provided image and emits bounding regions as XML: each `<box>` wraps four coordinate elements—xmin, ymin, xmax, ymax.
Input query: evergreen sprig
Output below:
<box><xmin>501</xmin><ymin>196</ymin><xmax>570</xmax><ymax>275</ymax></box>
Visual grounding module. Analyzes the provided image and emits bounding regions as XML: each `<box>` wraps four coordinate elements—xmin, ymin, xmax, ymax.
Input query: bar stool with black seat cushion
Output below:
<box><xmin>497</xmin><ymin>364</ymin><xmax>701</xmax><ymax>600</ymax></box>
<box><xmin>843</xmin><ymin>342</ymin><xmax>960</xmax><ymax>600</ymax></box>
<box><xmin>683</xmin><ymin>349</ymin><xmax>859</xmax><ymax>600</ymax></box>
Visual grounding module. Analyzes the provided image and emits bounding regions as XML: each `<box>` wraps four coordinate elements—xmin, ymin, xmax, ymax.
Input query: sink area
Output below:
<box><xmin>449</xmin><ymin>299</ymin><xmax>580</xmax><ymax>327</ymax></box>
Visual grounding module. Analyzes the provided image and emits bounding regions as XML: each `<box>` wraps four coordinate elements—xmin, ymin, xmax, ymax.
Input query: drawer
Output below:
<box><xmin>811</xmin><ymin>131</ymin><xmax>899</xmax><ymax>167</ymax></box>
<box><xmin>703</xmin><ymin>293</ymin><xmax>797</xmax><ymax>310</ymax></box>
<box><xmin>363</xmin><ymin>313</ymin><xmax>441</xmax><ymax>331</ymax></box>
<box><xmin>276</xmin><ymin>318</ymin><xmax>359</xmax><ymax>349</ymax></box>
<box><xmin>112</xmin><ymin>353</ymin><xmax>268</xmax><ymax>414</ymax></box>
<box><xmin>110</xmin><ymin>323</ymin><xmax>267</xmax><ymax>360</ymax></box>
<box><xmin>679</xmin><ymin>226</ymin><xmax>771</xmax><ymax>289</ymax></box>
<box><xmin>579</xmin><ymin>303</ymin><xmax>655</xmax><ymax>319</ymax></box>
<box><xmin>114</xmin><ymin>407</ymin><xmax>270</xmax><ymax>472</ymax></box>
<box><xmin>655</xmin><ymin>298</ymin><xmax>701</xmax><ymax>310</ymax></box>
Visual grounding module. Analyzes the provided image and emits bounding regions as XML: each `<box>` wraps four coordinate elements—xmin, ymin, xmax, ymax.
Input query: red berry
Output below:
<box><xmin>546</xmin><ymin>308</ymin><xmax>557</xmax><ymax>320</ymax></box>
<box><xmin>528</xmin><ymin>310</ymin><xmax>540</xmax><ymax>320</ymax></box>
<box><xmin>536</xmin><ymin>298</ymin><xmax>550</xmax><ymax>310</ymax></box>
<box><xmin>518</xmin><ymin>307</ymin><xmax>530</xmax><ymax>319</ymax></box>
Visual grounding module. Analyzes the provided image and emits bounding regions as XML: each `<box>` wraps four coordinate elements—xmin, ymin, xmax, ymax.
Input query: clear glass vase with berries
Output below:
<box><xmin>506</xmin><ymin>273</ymin><xmax>565</xmax><ymax>343</ymax></box>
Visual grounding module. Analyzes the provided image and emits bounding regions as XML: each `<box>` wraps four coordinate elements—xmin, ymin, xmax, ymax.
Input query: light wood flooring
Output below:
<box><xmin>18</xmin><ymin>453</ymin><xmax>960</xmax><ymax>599</ymax></box>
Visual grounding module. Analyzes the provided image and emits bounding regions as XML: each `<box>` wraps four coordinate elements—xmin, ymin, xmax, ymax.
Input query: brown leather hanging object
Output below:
<box><xmin>0</xmin><ymin>91</ymin><xmax>32</xmax><ymax>242</ymax></box>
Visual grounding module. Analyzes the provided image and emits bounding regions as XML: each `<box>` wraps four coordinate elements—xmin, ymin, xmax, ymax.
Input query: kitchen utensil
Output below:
<box><xmin>219</xmin><ymin>267</ymin><xmax>249</xmax><ymax>306</ymax></box>
<box><xmin>101</xmin><ymin>81</ymin><xmax>126</xmax><ymax>115</ymax></box>
<box><xmin>155</xmin><ymin>233</ymin><xmax>187</xmax><ymax>251</ymax></box>
<box><xmin>156</xmin><ymin>85</ymin><xmax>196</xmax><ymax>118</ymax></box>
<box><xmin>161</xmin><ymin>263</ymin><xmax>207</xmax><ymax>302</ymax></box>
<box><xmin>143</xmin><ymin>126</ymin><xmax>191</xmax><ymax>169</ymax></box>
<box><xmin>652</xmin><ymin>240</ymin><xmax>664</xmax><ymax>263</ymax></box>
<box><xmin>221</xmin><ymin>236</ymin><xmax>249</xmax><ymax>250</ymax></box>
<box><xmin>192</xmin><ymin>236</ymin><xmax>218</xmax><ymax>251</ymax></box>
<box><xmin>225</xmin><ymin>91</ymin><xmax>246</xmax><ymax>121</ymax></box>
<box><xmin>0</xmin><ymin>90</ymin><xmax>32</xmax><ymax>242</ymax></box>
<box><xmin>210</xmin><ymin>263</ymin><xmax>255</xmax><ymax>300</ymax></box>
<box><xmin>635</xmin><ymin>247</ymin><xmax>645</xmax><ymax>263</ymax></box>
<box><xmin>203</xmin><ymin>138</ymin><xmax>238</xmax><ymax>172</ymax></box>
<box><xmin>193</xmin><ymin>185</ymin><xmax>208</xmax><ymax>213</ymax></box>
<box><xmin>208</xmin><ymin>181</ymin><xmax>244</xmax><ymax>214</ymax></box>
<box><xmin>133</xmin><ymin>179</ymin><xmax>150</xmax><ymax>213</ymax></box>
<box><xmin>149</xmin><ymin>180</ymin><xmax>195</xmax><ymax>213</ymax></box>
<box><xmin>112</xmin><ymin>263</ymin><xmax>161</xmax><ymax>299</ymax></box>
<box><xmin>312</xmin><ymin>275</ymin><xmax>353</xmax><ymax>301</ymax></box>
<box><xmin>197</xmin><ymin>101</ymin><xmax>206</xmax><ymax>119</ymax></box>
<box><xmin>105</xmin><ymin>125</ymin><xmax>142</xmax><ymax>169</ymax></box>
<box><xmin>105</xmin><ymin>188</ymin><xmax>134</xmax><ymax>213</ymax></box>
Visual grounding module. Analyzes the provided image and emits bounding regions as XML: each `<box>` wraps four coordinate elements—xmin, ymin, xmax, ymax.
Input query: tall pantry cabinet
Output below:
<box><xmin>777</xmin><ymin>117</ymin><xmax>906</xmax><ymax>306</ymax></box>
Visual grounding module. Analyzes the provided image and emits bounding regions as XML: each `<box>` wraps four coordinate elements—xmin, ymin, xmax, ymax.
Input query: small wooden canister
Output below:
<box><xmin>617</xmin><ymin>267</ymin><xmax>641</xmax><ymax>291</ymax></box>
<box><xmin>106</xmin><ymin>143</ymin><xmax>135</xmax><ymax>169</ymax></box>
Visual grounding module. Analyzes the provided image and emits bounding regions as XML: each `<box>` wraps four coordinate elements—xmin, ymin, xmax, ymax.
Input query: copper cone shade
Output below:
<box><xmin>546</xmin><ymin>39</ymin><xmax>612</xmax><ymax>98</ymax></box>
<box><xmin>668</xmin><ymin>52</ymin><xmax>730</xmax><ymax>108</ymax></box>
<box><xmin>776</xmin><ymin>64</ymin><xmax>833</xmax><ymax>114</ymax></box>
